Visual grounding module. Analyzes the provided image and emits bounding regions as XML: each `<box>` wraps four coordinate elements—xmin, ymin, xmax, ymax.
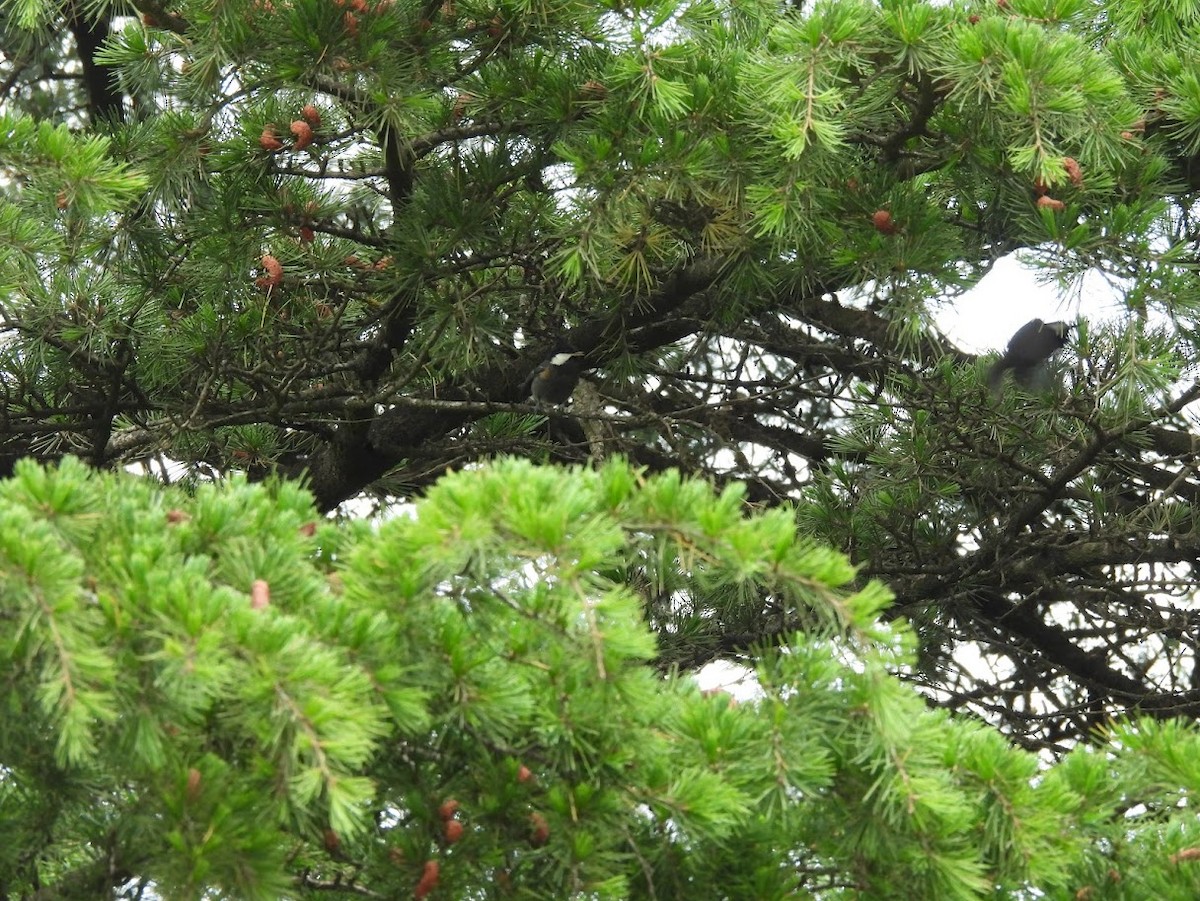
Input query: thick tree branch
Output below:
<box><xmin>66</xmin><ymin>3</ymin><xmax>124</xmax><ymax>124</ymax></box>
<box><xmin>301</xmin><ymin>257</ymin><xmax>728</xmax><ymax>508</ymax></box>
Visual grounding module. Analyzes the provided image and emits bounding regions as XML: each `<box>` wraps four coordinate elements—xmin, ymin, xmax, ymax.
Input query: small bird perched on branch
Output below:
<box><xmin>987</xmin><ymin>318</ymin><xmax>1072</xmax><ymax>393</ymax></box>
<box><xmin>527</xmin><ymin>345</ymin><xmax>586</xmax><ymax>407</ymax></box>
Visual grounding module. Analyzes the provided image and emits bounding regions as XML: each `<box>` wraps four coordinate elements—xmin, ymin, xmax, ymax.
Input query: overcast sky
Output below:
<box><xmin>703</xmin><ymin>253</ymin><xmax>1131</xmax><ymax>697</ymax></box>
<box><xmin>936</xmin><ymin>255</ymin><xmax>1123</xmax><ymax>353</ymax></box>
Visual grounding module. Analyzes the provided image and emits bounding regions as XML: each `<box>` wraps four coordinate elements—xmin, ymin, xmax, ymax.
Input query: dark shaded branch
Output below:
<box><xmin>66</xmin><ymin>3</ymin><xmax>124</xmax><ymax>124</ymax></box>
<box><xmin>302</xmin><ymin>257</ymin><xmax>729</xmax><ymax>509</ymax></box>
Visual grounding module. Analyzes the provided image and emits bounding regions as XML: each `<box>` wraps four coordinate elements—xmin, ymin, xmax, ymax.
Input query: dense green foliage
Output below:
<box><xmin>0</xmin><ymin>457</ymin><xmax>1199</xmax><ymax>899</ymax></box>
<box><xmin>6</xmin><ymin>0</ymin><xmax>1200</xmax><ymax>893</ymax></box>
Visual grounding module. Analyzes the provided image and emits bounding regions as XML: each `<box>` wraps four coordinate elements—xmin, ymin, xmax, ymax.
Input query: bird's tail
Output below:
<box><xmin>986</xmin><ymin>358</ymin><xmax>1008</xmax><ymax>395</ymax></box>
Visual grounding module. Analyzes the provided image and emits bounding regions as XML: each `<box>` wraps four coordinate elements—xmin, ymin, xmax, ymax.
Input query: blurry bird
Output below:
<box><xmin>527</xmin><ymin>345</ymin><xmax>586</xmax><ymax>406</ymax></box>
<box><xmin>987</xmin><ymin>318</ymin><xmax>1072</xmax><ymax>393</ymax></box>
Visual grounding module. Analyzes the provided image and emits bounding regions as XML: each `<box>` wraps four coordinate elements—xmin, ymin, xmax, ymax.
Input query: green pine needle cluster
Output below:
<box><xmin>0</xmin><ymin>456</ymin><xmax>1196</xmax><ymax>898</ymax></box>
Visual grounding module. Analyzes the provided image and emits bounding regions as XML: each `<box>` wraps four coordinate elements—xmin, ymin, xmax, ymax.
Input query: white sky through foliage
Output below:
<box><xmin>936</xmin><ymin>254</ymin><xmax>1126</xmax><ymax>354</ymax></box>
<box><xmin>700</xmin><ymin>253</ymin><xmax>1129</xmax><ymax>700</ymax></box>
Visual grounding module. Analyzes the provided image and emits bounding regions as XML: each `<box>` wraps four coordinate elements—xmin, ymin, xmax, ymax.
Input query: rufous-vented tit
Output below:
<box><xmin>987</xmin><ymin>319</ymin><xmax>1072</xmax><ymax>393</ymax></box>
<box><xmin>526</xmin><ymin>344</ymin><xmax>586</xmax><ymax>406</ymax></box>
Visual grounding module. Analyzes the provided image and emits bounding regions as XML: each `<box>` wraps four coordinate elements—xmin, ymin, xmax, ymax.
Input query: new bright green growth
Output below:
<box><xmin>1</xmin><ymin>457</ymin><xmax>1199</xmax><ymax>899</ymax></box>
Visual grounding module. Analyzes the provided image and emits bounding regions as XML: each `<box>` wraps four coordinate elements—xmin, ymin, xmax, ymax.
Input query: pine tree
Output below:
<box><xmin>3</xmin><ymin>456</ymin><xmax>1200</xmax><ymax>899</ymax></box>
<box><xmin>3</xmin><ymin>0</ymin><xmax>1200</xmax><ymax>856</ymax></box>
